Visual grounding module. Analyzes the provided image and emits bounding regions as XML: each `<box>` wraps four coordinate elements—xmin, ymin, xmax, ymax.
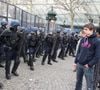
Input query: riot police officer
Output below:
<box><xmin>0</xmin><ymin>20</ymin><xmax>8</xmax><ymax>68</ymax></box>
<box><xmin>41</xmin><ymin>32</ymin><xmax>53</xmax><ymax>65</ymax></box>
<box><xmin>51</xmin><ymin>30</ymin><xmax>61</xmax><ymax>62</ymax></box>
<box><xmin>0</xmin><ymin>20</ymin><xmax>8</xmax><ymax>89</ymax></box>
<box><xmin>19</xmin><ymin>27</ymin><xmax>28</xmax><ymax>63</ymax></box>
<box><xmin>58</xmin><ymin>31</ymin><xmax>68</xmax><ymax>60</ymax></box>
<box><xmin>66</xmin><ymin>33</ymin><xmax>75</xmax><ymax>57</ymax></box>
<box><xmin>36</xmin><ymin>29</ymin><xmax>45</xmax><ymax>58</ymax></box>
<box><xmin>27</xmin><ymin>31</ymin><xmax>37</xmax><ymax>70</ymax></box>
<box><xmin>0</xmin><ymin>20</ymin><xmax>21</xmax><ymax>80</ymax></box>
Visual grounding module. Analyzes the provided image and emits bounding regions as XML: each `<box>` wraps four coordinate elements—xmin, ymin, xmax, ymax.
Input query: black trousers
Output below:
<box><xmin>42</xmin><ymin>49</ymin><xmax>52</xmax><ymax>64</ymax></box>
<box><xmin>52</xmin><ymin>48</ymin><xmax>58</xmax><ymax>60</ymax></box>
<box><xmin>28</xmin><ymin>47</ymin><xmax>35</xmax><ymax>67</ymax></box>
<box><xmin>5</xmin><ymin>50</ymin><xmax>20</xmax><ymax>75</ymax></box>
<box><xmin>58</xmin><ymin>47</ymin><xmax>65</xmax><ymax>59</ymax></box>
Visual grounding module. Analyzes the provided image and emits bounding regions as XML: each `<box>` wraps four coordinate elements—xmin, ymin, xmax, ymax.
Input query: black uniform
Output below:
<box><xmin>27</xmin><ymin>32</ymin><xmax>37</xmax><ymax>70</ymax></box>
<box><xmin>58</xmin><ymin>33</ymin><xmax>68</xmax><ymax>60</ymax></box>
<box><xmin>0</xmin><ymin>27</ymin><xmax>21</xmax><ymax>79</ymax></box>
<box><xmin>51</xmin><ymin>32</ymin><xmax>61</xmax><ymax>62</ymax></box>
<box><xmin>36</xmin><ymin>31</ymin><xmax>45</xmax><ymax>57</ymax></box>
<box><xmin>20</xmin><ymin>29</ymin><xmax>28</xmax><ymax>63</ymax></box>
<box><xmin>65</xmin><ymin>34</ymin><xmax>75</xmax><ymax>57</ymax></box>
<box><xmin>0</xmin><ymin>26</ymin><xmax>7</xmax><ymax>67</ymax></box>
<box><xmin>41</xmin><ymin>34</ymin><xmax>53</xmax><ymax>65</ymax></box>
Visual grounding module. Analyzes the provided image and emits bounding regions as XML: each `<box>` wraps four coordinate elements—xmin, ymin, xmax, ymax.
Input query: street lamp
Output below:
<box><xmin>84</xmin><ymin>13</ymin><xmax>93</xmax><ymax>23</ymax></box>
<box><xmin>46</xmin><ymin>6</ymin><xmax>57</xmax><ymax>33</ymax></box>
<box><xmin>89</xmin><ymin>18</ymin><xmax>93</xmax><ymax>23</ymax></box>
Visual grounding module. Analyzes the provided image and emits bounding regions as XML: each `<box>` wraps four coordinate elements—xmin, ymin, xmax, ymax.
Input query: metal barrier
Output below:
<box><xmin>0</xmin><ymin>0</ymin><xmax>46</xmax><ymax>28</ymax></box>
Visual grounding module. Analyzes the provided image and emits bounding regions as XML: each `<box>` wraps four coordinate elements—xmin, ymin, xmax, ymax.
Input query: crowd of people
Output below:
<box><xmin>0</xmin><ymin>20</ymin><xmax>79</xmax><ymax>89</ymax></box>
<box><xmin>0</xmin><ymin>20</ymin><xmax>99</xmax><ymax>90</ymax></box>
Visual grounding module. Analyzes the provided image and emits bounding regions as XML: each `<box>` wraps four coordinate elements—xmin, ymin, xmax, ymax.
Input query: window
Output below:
<box><xmin>0</xmin><ymin>2</ymin><xmax>7</xmax><ymax>17</ymax></box>
<box><xmin>16</xmin><ymin>7</ymin><xmax>22</xmax><ymax>21</ymax></box>
<box><xmin>8</xmin><ymin>5</ymin><xmax>15</xmax><ymax>18</ymax></box>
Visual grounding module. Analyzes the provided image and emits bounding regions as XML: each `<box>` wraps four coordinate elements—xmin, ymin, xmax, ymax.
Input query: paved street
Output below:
<box><xmin>0</xmin><ymin>56</ymin><xmax>86</xmax><ymax>90</ymax></box>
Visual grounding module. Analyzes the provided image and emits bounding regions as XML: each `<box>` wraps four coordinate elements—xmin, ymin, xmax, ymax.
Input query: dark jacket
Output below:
<box><xmin>44</xmin><ymin>34</ymin><xmax>53</xmax><ymax>50</ymax></box>
<box><xmin>75</xmin><ymin>33</ymin><xmax>100</xmax><ymax>67</ymax></box>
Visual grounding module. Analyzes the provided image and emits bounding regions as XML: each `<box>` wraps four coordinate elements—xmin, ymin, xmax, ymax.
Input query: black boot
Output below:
<box><xmin>23</xmin><ymin>56</ymin><xmax>28</xmax><ymax>63</ymax></box>
<box><xmin>61</xmin><ymin>56</ymin><xmax>65</xmax><ymax>60</ymax></box>
<box><xmin>41</xmin><ymin>62</ymin><xmax>45</xmax><ymax>65</ymax></box>
<box><xmin>27</xmin><ymin>61</ymin><xmax>30</xmax><ymax>66</ymax></box>
<box><xmin>30</xmin><ymin>66</ymin><xmax>34</xmax><ymax>71</ymax></box>
<box><xmin>0</xmin><ymin>63</ymin><xmax>4</xmax><ymax>68</ymax></box>
<box><xmin>48</xmin><ymin>62</ymin><xmax>52</xmax><ymax>65</ymax></box>
<box><xmin>0</xmin><ymin>82</ymin><xmax>3</xmax><ymax>89</ymax></box>
<box><xmin>24</xmin><ymin>59</ymin><xmax>28</xmax><ymax>63</ymax></box>
<box><xmin>52</xmin><ymin>59</ymin><xmax>58</xmax><ymax>63</ymax></box>
<box><xmin>12</xmin><ymin>60</ymin><xmax>20</xmax><ymax>76</ymax></box>
<box><xmin>12</xmin><ymin>71</ymin><xmax>19</xmax><ymax>76</ymax></box>
<box><xmin>5</xmin><ymin>60</ymin><xmax>11</xmax><ymax>80</ymax></box>
<box><xmin>33</xmin><ymin>58</ymin><xmax>37</xmax><ymax>62</ymax></box>
<box><xmin>58</xmin><ymin>55</ymin><xmax>62</xmax><ymax>58</ymax></box>
<box><xmin>6</xmin><ymin>74</ymin><xmax>11</xmax><ymax>80</ymax></box>
<box><xmin>41</xmin><ymin>54</ymin><xmax>47</xmax><ymax>65</ymax></box>
<box><xmin>65</xmin><ymin>54</ymin><xmax>68</xmax><ymax>57</ymax></box>
<box><xmin>97</xmin><ymin>82</ymin><xmax>100</xmax><ymax>88</ymax></box>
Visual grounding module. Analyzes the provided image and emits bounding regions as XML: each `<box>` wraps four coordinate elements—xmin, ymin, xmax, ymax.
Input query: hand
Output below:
<box><xmin>84</xmin><ymin>64</ymin><xmax>89</xmax><ymax>68</ymax></box>
<box><xmin>73</xmin><ymin>64</ymin><xmax>77</xmax><ymax>72</ymax></box>
<box><xmin>73</xmin><ymin>64</ymin><xmax>77</xmax><ymax>66</ymax></box>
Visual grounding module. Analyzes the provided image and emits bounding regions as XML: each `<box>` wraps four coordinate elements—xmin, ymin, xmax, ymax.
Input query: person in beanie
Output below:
<box><xmin>74</xmin><ymin>23</ymin><xmax>100</xmax><ymax>90</ymax></box>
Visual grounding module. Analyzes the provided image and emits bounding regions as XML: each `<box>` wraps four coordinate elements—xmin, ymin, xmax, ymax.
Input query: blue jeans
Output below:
<box><xmin>75</xmin><ymin>63</ymin><xmax>94</xmax><ymax>90</ymax></box>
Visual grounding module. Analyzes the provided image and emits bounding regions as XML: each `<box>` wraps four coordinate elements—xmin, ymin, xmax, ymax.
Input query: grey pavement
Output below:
<box><xmin>0</xmin><ymin>56</ymin><xmax>86</xmax><ymax>90</ymax></box>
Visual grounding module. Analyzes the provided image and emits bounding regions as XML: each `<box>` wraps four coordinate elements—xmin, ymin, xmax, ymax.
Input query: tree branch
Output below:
<box><xmin>54</xmin><ymin>0</ymin><xmax>69</xmax><ymax>10</ymax></box>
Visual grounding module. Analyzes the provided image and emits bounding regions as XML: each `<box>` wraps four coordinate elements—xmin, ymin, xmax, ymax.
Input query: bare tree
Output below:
<box><xmin>54</xmin><ymin>0</ymin><xmax>85</xmax><ymax>30</ymax></box>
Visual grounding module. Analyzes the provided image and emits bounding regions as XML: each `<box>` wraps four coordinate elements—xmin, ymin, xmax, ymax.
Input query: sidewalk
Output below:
<box><xmin>0</xmin><ymin>56</ymin><xmax>86</xmax><ymax>90</ymax></box>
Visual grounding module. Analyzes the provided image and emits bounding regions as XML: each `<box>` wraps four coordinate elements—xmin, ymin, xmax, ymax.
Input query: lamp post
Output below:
<box><xmin>84</xmin><ymin>13</ymin><xmax>93</xmax><ymax>23</ymax></box>
<box><xmin>46</xmin><ymin>7</ymin><xmax>57</xmax><ymax>33</ymax></box>
<box><xmin>89</xmin><ymin>18</ymin><xmax>93</xmax><ymax>23</ymax></box>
